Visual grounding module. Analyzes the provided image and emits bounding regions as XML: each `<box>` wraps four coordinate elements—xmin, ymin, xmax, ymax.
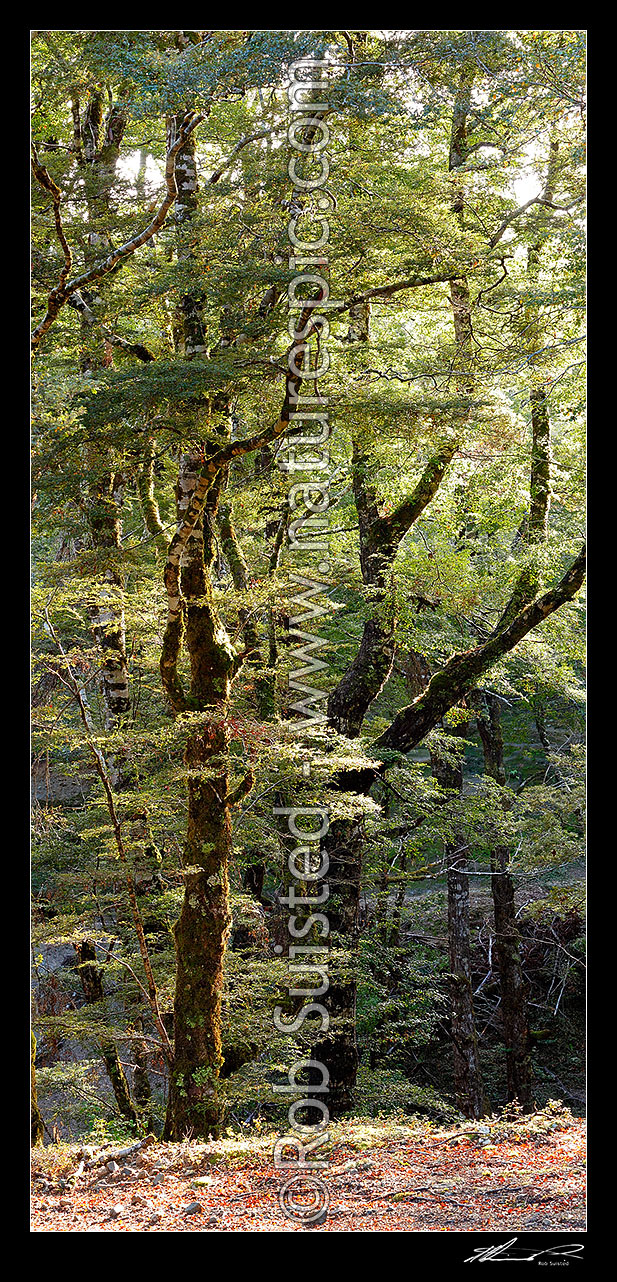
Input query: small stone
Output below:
<box><xmin>148</xmin><ymin>1213</ymin><xmax>162</xmax><ymax>1224</ymax></box>
<box><xmin>106</xmin><ymin>1160</ymin><xmax>119</xmax><ymax>1174</ymax></box>
<box><xmin>109</xmin><ymin>1204</ymin><xmax>126</xmax><ymax>1219</ymax></box>
<box><xmin>183</xmin><ymin>1202</ymin><xmax>202</xmax><ymax>1216</ymax></box>
<box><xmin>151</xmin><ymin>1173</ymin><xmax>165</xmax><ymax>1185</ymax></box>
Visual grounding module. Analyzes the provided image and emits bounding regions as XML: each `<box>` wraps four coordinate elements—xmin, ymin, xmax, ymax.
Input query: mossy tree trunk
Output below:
<box><xmin>31</xmin><ymin>1032</ymin><xmax>45</xmax><ymax>1146</ymax></box>
<box><xmin>160</xmin><ymin>104</ymin><xmax>305</xmax><ymax>1134</ymax></box>
<box><xmin>160</xmin><ymin>114</ymin><xmax>236</xmax><ymax>1137</ymax></box>
<box><xmin>160</xmin><ymin>391</ymin><xmax>304</xmax><ymax>1136</ymax></box>
<box><xmin>365</xmin><ymin>547</ymin><xmax>586</xmax><ymax>769</ymax></box>
<box><xmin>137</xmin><ymin>437</ymin><xmax>168</xmax><ymax>554</ymax></box>
<box><xmin>163</xmin><ymin>424</ymin><xmax>241</xmax><ymax>1139</ymax></box>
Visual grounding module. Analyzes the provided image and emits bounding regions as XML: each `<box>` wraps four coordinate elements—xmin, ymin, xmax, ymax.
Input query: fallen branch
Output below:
<box><xmin>82</xmin><ymin>1134</ymin><xmax>157</xmax><ymax>1171</ymax></box>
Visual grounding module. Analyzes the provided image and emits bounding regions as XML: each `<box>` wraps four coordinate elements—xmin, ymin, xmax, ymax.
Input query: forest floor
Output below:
<box><xmin>31</xmin><ymin>1107</ymin><xmax>585</xmax><ymax>1233</ymax></box>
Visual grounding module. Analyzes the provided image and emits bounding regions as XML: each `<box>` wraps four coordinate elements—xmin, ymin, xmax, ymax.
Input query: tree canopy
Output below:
<box><xmin>31</xmin><ymin>28</ymin><xmax>585</xmax><ymax>1169</ymax></box>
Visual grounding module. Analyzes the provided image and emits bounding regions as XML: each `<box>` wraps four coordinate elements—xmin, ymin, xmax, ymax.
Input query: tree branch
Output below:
<box><xmin>374</xmin><ymin>546</ymin><xmax>586</xmax><ymax>756</ymax></box>
<box><xmin>31</xmin><ymin>111</ymin><xmax>205</xmax><ymax>353</ymax></box>
<box><xmin>333</xmin><ymin>547</ymin><xmax>585</xmax><ymax>792</ymax></box>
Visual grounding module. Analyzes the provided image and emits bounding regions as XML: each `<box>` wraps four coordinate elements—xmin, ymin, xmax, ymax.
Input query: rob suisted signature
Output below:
<box><xmin>465</xmin><ymin>1238</ymin><xmax>584</xmax><ymax>1263</ymax></box>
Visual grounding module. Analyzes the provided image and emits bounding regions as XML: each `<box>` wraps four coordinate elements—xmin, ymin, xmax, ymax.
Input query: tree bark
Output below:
<box><xmin>430</xmin><ymin>712</ymin><xmax>488</xmax><ymax>1118</ymax></box>
<box><xmin>372</xmin><ymin>547</ymin><xmax>586</xmax><ymax>759</ymax></box>
<box><xmin>160</xmin><ymin>114</ymin><xmax>310</xmax><ymax>1135</ymax></box>
<box><xmin>74</xmin><ymin>940</ymin><xmax>139</xmax><ymax>1130</ymax></box>
<box><xmin>310</xmin><ymin>818</ymin><xmax>363</xmax><ymax>1115</ymax></box>
<box><xmin>31</xmin><ymin>1032</ymin><xmax>45</xmax><ymax>1146</ymax></box>
<box><xmin>475</xmin><ymin>692</ymin><xmax>533</xmax><ymax>1110</ymax></box>
<box><xmin>137</xmin><ymin>439</ymin><xmax>168</xmax><ymax>553</ymax></box>
<box><xmin>327</xmin><ymin>435</ymin><xmax>456</xmax><ymax>735</ymax></box>
<box><xmin>164</xmin><ymin>430</ymin><xmax>242</xmax><ymax>1138</ymax></box>
<box><xmin>132</xmin><ymin>1015</ymin><xmax>155</xmax><ymax>1133</ymax></box>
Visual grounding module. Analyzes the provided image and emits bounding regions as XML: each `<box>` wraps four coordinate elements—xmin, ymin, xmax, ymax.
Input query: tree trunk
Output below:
<box><xmin>430</xmin><ymin>741</ymin><xmax>489</xmax><ymax>1119</ymax></box>
<box><xmin>369</xmin><ymin>547</ymin><xmax>586</xmax><ymax>761</ymax></box>
<box><xmin>327</xmin><ymin>435</ymin><xmax>456</xmax><ymax>736</ymax></box>
<box><xmin>160</xmin><ymin>111</ymin><xmax>240</xmax><ymax>1139</ymax></box>
<box><xmin>137</xmin><ymin>438</ymin><xmax>168</xmax><ymax>553</ymax></box>
<box><xmin>132</xmin><ymin>1016</ymin><xmax>155</xmax><ymax>1133</ymax></box>
<box><xmin>310</xmin><ymin>818</ymin><xmax>362</xmax><ymax>1115</ymax></box>
<box><xmin>31</xmin><ymin>1032</ymin><xmax>45</xmax><ymax>1146</ymax></box>
<box><xmin>78</xmin><ymin>92</ymin><xmax>132</xmax><ymax>771</ymax></box>
<box><xmin>165</xmin><ymin>714</ymin><xmax>234</xmax><ymax>1137</ymax></box>
<box><xmin>475</xmin><ymin>692</ymin><xmax>533</xmax><ymax>1110</ymax></box>
<box><xmin>163</xmin><ymin>462</ymin><xmax>241</xmax><ymax>1138</ymax></box>
<box><xmin>74</xmin><ymin>940</ymin><xmax>139</xmax><ymax>1130</ymax></box>
<box><xmin>446</xmin><ymin>847</ymin><xmax>487</xmax><ymax>1118</ymax></box>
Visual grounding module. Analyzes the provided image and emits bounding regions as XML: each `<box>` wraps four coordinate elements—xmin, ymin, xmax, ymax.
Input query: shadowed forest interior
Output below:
<box><xmin>30</xmin><ymin>28</ymin><xmax>585</xmax><ymax>1234</ymax></box>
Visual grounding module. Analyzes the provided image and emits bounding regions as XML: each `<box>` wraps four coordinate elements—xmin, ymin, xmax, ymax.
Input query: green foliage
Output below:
<box><xmin>31</xmin><ymin>27</ymin><xmax>585</xmax><ymax>1140</ymax></box>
